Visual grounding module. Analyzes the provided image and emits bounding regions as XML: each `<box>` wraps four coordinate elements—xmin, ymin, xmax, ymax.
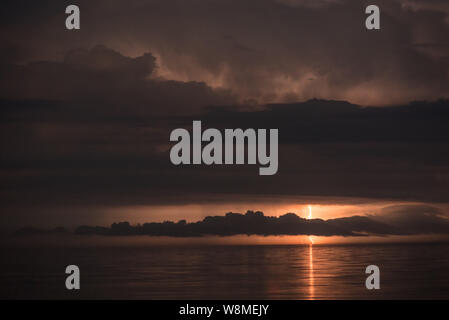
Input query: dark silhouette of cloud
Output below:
<box><xmin>68</xmin><ymin>205</ymin><xmax>449</xmax><ymax>237</ymax></box>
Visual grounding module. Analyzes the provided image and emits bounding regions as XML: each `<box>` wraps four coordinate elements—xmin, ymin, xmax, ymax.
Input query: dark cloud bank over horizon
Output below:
<box><xmin>12</xmin><ymin>204</ymin><xmax>449</xmax><ymax>238</ymax></box>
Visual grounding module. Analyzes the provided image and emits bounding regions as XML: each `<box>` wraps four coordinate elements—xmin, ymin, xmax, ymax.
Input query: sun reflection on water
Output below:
<box><xmin>308</xmin><ymin>243</ymin><xmax>314</xmax><ymax>300</ymax></box>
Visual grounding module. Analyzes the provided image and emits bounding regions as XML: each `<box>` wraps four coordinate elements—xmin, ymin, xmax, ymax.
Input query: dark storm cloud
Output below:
<box><xmin>0</xmin><ymin>0</ymin><xmax>449</xmax><ymax>226</ymax></box>
<box><xmin>1</xmin><ymin>58</ymin><xmax>449</xmax><ymax>217</ymax></box>
<box><xmin>1</xmin><ymin>0</ymin><xmax>448</xmax><ymax>105</ymax></box>
<box><xmin>0</xmin><ymin>45</ymin><xmax>235</xmax><ymax>115</ymax></box>
<box><xmin>1</xmin><ymin>47</ymin><xmax>449</xmax><ymax>213</ymax></box>
<box><xmin>163</xmin><ymin>98</ymin><xmax>449</xmax><ymax>203</ymax></box>
<box><xmin>200</xmin><ymin>99</ymin><xmax>449</xmax><ymax>143</ymax></box>
<box><xmin>0</xmin><ymin>45</ymin><xmax>236</xmax><ymax>225</ymax></box>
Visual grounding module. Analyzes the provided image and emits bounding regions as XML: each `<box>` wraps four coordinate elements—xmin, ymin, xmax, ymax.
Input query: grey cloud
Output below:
<box><xmin>0</xmin><ymin>45</ymin><xmax>235</xmax><ymax>115</ymax></box>
<box><xmin>372</xmin><ymin>205</ymin><xmax>449</xmax><ymax>234</ymax></box>
<box><xmin>1</xmin><ymin>0</ymin><xmax>448</xmax><ymax>105</ymax></box>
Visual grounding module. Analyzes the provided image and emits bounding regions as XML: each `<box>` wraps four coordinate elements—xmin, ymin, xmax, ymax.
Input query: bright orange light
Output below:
<box><xmin>307</xmin><ymin>205</ymin><xmax>314</xmax><ymax>244</ymax></box>
<box><xmin>308</xmin><ymin>205</ymin><xmax>312</xmax><ymax>219</ymax></box>
<box><xmin>308</xmin><ymin>241</ymin><xmax>314</xmax><ymax>299</ymax></box>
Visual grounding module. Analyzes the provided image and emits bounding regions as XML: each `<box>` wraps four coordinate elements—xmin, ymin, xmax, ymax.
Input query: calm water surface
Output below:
<box><xmin>1</xmin><ymin>243</ymin><xmax>448</xmax><ymax>299</ymax></box>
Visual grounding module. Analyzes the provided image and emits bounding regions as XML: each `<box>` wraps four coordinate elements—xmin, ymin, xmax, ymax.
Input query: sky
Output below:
<box><xmin>1</xmin><ymin>0</ymin><xmax>449</xmax><ymax>238</ymax></box>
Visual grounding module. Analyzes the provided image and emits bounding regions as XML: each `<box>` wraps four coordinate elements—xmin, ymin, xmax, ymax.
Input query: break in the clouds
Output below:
<box><xmin>1</xmin><ymin>0</ymin><xmax>448</xmax><ymax>105</ymax></box>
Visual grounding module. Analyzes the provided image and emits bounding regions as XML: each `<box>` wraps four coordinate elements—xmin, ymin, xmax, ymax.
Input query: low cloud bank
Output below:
<box><xmin>12</xmin><ymin>205</ymin><xmax>449</xmax><ymax>238</ymax></box>
<box><xmin>73</xmin><ymin>205</ymin><xmax>449</xmax><ymax>237</ymax></box>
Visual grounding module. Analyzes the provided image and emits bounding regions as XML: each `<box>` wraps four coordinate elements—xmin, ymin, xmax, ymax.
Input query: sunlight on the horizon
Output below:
<box><xmin>93</xmin><ymin>200</ymin><xmax>449</xmax><ymax>246</ymax></box>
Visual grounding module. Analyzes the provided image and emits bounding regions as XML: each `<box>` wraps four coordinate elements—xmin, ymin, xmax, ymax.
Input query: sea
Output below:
<box><xmin>1</xmin><ymin>241</ymin><xmax>449</xmax><ymax>299</ymax></box>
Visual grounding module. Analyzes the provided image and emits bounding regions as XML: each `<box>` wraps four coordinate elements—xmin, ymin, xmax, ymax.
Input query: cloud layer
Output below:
<box><xmin>1</xmin><ymin>0</ymin><xmax>449</xmax><ymax>105</ymax></box>
<box><xmin>1</xmin><ymin>44</ymin><xmax>449</xmax><ymax>227</ymax></box>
